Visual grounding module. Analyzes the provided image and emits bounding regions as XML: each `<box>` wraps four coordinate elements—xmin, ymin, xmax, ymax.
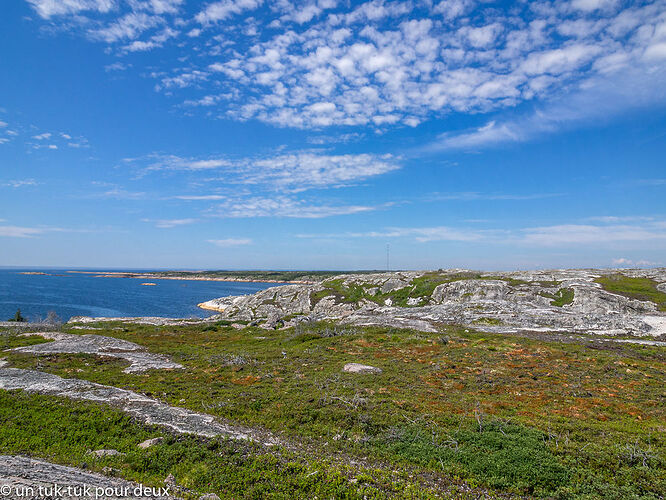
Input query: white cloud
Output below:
<box><xmin>612</xmin><ymin>257</ymin><xmax>660</xmax><ymax>266</ymax></box>
<box><xmin>149</xmin><ymin>1</ymin><xmax>666</xmax><ymax>128</ymax></box>
<box><xmin>90</xmin><ymin>12</ymin><xmax>162</xmax><ymax>42</ymax></box>
<box><xmin>428</xmin><ymin>191</ymin><xmax>562</xmax><ymax>201</ymax></box>
<box><xmin>27</xmin><ymin>0</ymin><xmax>116</xmax><ymax>19</ymax></box>
<box><xmin>306</xmin><ymin>132</ymin><xmax>365</xmax><ymax>144</ymax></box>
<box><xmin>144</xmin><ymin>218</ymin><xmax>197</xmax><ymax>228</ymax></box>
<box><xmin>28</xmin><ymin>130</ymin><xmax>89</xmax><ymax>150</ymax></box>
<box><xmin>208</xmin><ymin>195</ymin><xmax>381</xmax><ymax>218</ymax></box>
<box><xmin>429</xmin><ymin>52</ymin><xmax>666</xmax><ymax>150</ymax></box>
<box><xmin>173</xmin><ymin>194</ymin><xmax>225</xmax><ymax>200</ymax></box>
<box><xmin>635</xmin><ymin>179</ymin><xmax>666</xmax><ymax>186</ymax></box>
<box><xmin>94</xmin><ymin>188</ymin><xmax>146</xmax><ymax>199</ymax></box>
<box><xmin>2</xmin><ymin>179</ymin><xmax>38</xmax><ymax>188</ymax></box>
<box><xmin>433</xmin><ymin>0</ymin><xmax>473</xmax><ymax>20</ymax></box>
<box><xmin>297</xmin><ymin>218</ymin><xmax>666</xmax><ymax>246</ymax></box>
<box><xmin>297</xmin><ymin>225</ymin><xmax>488</xmax><ymax>242</ymax></box>
<box><xmin>133</xmin><ymin>152</ymin><xmax>400</xmax><ymax>191</ymax></box>
<box><xmin>123</xmin><ymin>26</ymin><xmax>178</xmax><ymax>52</ymax></box>
<box><xmin>23</xmin><ymin>0</ymin><xmax>666</xmax><ymax>132</ymax></box>
<box><xmin>142</xmin><ymin>0</ymin><xmax>184</xmax><ymax>15</ymax></box>
<box><xmin>173</xmin><ymin>194</ymin><xmax>225</xmax><ymax>201</ymax></box>
<box><xmin>0</xmin><ymin>223</ymin><xmax>93</xmax><ymax>238</ymax></box>
<box><xmin>208</xmin><ymin>237</ymin><xmax>252</xmax><ymax>247</ymax></box>
<box><xmin>0</xmin><ymin>225</ymin><xmax>45</xmax><ymax>238</ymax></box>
<box><xmin>195</xmin><ymin>0</ymin><xmax>263</xmax><ymax>24</ymax></box>
<box><xmin>521</xmin><ymin>223</ymin><xmax>666</xmax><ymax>246</ymax></box>
<box><xmin>570</xmin><ymin>0</ymin><xmax>619</xmax><ymax>13</ymax></box>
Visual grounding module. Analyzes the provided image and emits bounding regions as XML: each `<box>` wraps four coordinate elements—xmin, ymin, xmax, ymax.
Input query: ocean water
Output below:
<box><xmin>0</xmin><ymin>269</ymin><xmax>282</xmax><ymax>321</ymax></box>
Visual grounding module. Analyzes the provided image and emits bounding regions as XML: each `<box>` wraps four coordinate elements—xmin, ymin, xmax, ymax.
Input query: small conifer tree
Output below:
<box><xmin>10</xmin><ymin>308</ymin><xmax>25</xmax><ymax>322</ymax></box>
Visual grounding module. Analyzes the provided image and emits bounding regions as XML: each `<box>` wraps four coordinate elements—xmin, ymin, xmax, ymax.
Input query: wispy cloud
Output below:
<box><xmin>428</xmin><ymin>54</ymin><xmax>666</xmax><ymax>150</ymax></box>
<box><xmin>172</xmin><ymin>194</ymin><xmax>225</xmax><ymax>201</ymax></box>
<box><xmin>297</xmin><ymin>226</ymin><xmax>488</xmax><ymax>242</ymax></box>
<box><xmin>0</xmin><ymin>225</ymin><xmax>46</xmax><ymax>238</ymax></box>
<box><xmin>0</xmin><ymin>223</ymin><xmax>91</xmax><ymax>238</ymax></box>
<box><xmin>208</xmin><ymin>195</ymin><xmax>386</xmax><ymax>219</ymax></box>
<box><xmin>633</xmin><ymin>179</ymin><xmax>666</xmax><ymax>187</ymax></box>
<box><xmin>105</xmin><ymin>62</ymin><xmax>132</xmax><ymax>72</ymax></box>
<box><xmin>26</xmin><ymin>0</ymin><xmax>116</xmax><ymax>19</ymax></box>
<box><xmin>426</xmin><ymin>192</ymin><xmax>563</xmax><ymax>202</ymax></box>
<box><xmin>2</xmin><ymin>179</ymin><xmax>38</xmax><ymax>188</ymax></box>
<box><xmin>306</xmin><ymin>132</ymin><xmax>365</xmax><ymax>145</ymax></box>
<box><xmin>92</xmin><ymin>187</ymin><xmax>146</xmax><ymax>200</ymax></box>
<box><xmin>612</xmin><ymin>257</ymin><xmax>661</xmax><ymax>267</ymax></box>
<box><xmin>521</xmin><ymin>223</ymin><xmax>666</xmax><ymax>246</ymax></box>
<box><xmin>130</xmin><ymin>151</ymin><xmax>400</xmax><ymax>191</ymax></box>
<box><xmin>297</xmin><ymin>217</ymin><xmax>666</xmax><ymax>246</ymax></box>
<box><xmin>143</xmin><ymin>218</ymin><xmax>197</xmax><ymax>228</ymax></box>
<box><xmin>207</xmin><ymin>237</ymin><xmax>252</xmax><ymax>247</ymax></box>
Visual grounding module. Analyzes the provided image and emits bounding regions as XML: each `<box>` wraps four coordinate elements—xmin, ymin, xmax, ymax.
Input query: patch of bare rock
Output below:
<box><xmin>9</xmin><ymin>332</ymin><xmax>183</xmax><ymax>374</ymax></box>
<box><xmin>88</xmin><ymin>449</ymin><xmax>125</xmax><ymax>458</ymax></box>
<box><xmin>0</xmin><ymin>367</ymin><xmax>280</xmax><ymax>446</ymax></box>
<box><xmin>138</xmin><ymin>437</ymin><xmax>164</xmax><ymax>449</ymax></box>
<box><xmin>343</xmin><ymin>363</ymin><xmax>382</xmax><ymax>374</ymax></box>
<box><xmin>68</xmin><ymin>316</ymin><xmax>211</xmax><ymax>326</ymax></box>
<box><xmin>0</xmin><ymin>455</ymin><xmax>173</xmax><ymax>499</ymax></box>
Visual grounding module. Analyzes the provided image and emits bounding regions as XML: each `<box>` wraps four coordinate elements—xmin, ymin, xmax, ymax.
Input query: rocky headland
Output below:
<box><xmin>198</xmin><ymin>268</ymin><xmax>666</xmax><ymax>338</ymax></box>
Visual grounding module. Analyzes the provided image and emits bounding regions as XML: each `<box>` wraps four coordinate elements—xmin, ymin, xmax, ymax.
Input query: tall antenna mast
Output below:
<box><xmin>386</xmin><ymin>243</ymin><xmax>390</xmax><ymax>271</ymax></box>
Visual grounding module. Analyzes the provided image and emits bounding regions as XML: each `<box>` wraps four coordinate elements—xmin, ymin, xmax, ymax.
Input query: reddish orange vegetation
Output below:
<box><xmin>354</xmin><ymin>339</ymin><xmax>380</xmax><ymax>348</ymax></box>
<box><xmin>232</xmin><ymin>375</ymin><xmax>261</xmax><ymax>385</ymax></box>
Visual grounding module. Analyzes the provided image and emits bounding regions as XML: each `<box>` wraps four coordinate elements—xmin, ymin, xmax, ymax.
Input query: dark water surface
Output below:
<box><xmin>0</xmin><ymin>269</ymin><xmax>282</xmax><ymax>321</ymax></box>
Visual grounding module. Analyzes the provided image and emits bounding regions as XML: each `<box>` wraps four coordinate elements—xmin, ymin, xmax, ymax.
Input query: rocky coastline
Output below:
<box><xmin>197</xmin><ymin>268</ymin><xmax>666</xmax><ymax>338</ymax></box>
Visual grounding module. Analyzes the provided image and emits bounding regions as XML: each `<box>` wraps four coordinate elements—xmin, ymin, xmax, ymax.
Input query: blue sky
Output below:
<box><xmin>0</xmin><ymin>0</ymin><xmax>665</xmax><ymax>270</ymax></box>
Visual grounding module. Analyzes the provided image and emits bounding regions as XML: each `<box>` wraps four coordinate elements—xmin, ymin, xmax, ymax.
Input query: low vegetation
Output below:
<box><xmin>596</xmin><ymin>275</ymin><xmax>666</xmax><ymax>311</ymax></box>
<box><xmin>2</xmin><ymin>319</ymin><xmax>664</xmax><ymax>498</ymax></box>
<box><xmin>539</xmin><ymin>288</ymin><xmax>575</xmax><ymax>307</ymax></box>
<box><xmin>0</xmin><ymin>391</ymin><xmax>448</xmax><ymax>499</ymax></box>
<box><xmin>311</xmin><ymin>272</ymin><xmax>560</xmax><ymax>308</ymax></box>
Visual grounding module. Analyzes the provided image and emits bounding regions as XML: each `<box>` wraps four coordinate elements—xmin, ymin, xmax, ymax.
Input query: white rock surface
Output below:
<box><xmin>0</xmin><ymin>455</ymin><xmax>173</xmax><ymax>499</ymax></box>
<box><xmin>10</xmin><ymin>332</ymin><xmax>183</xmax><ymax>374</ymax></box>
<box><xmin>0</xmin><ymin>367</ymin><xmax>280</xmax><ymax>446</ymax></box>
<box><xmin>198</xmin><ymin>269</ymin><xmax>666</xmax><ymax>337</ymax></box>
<box><xmin>88</xmin><ymin>449</ymin><xmax>125</xmax><ymax>458</ymax></box>
<box><xmin>137</xmin><ymin>437</ymin><xmax>164</xmax><ymax>449</ymax></box>
<box><xmin>343</xmin><ymin>363</ymin><xmax>382</xmax><ymax>374</ymax></box>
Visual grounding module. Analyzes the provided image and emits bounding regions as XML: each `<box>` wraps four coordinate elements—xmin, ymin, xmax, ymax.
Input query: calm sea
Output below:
<box><xmin>0</xmin><ymin>269</ymin><xmax>282</xmax><ymax>321</ymax></box>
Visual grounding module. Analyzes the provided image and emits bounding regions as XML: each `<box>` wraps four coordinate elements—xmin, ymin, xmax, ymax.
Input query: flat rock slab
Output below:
<box><xmin>0</xmin><ymin>455</ymin><xmax>173</xmax><ymax>499</ymax></box>
<box><xmin>88</xmin><ymin>449</ymin><xmax>125</xmax><ymax>458</ymax></box>
<box><xmin>69</xmin><ymin>317</ymin><xmax>210</xmax><ymax>326</ymax></box>
<box><xmin>343</xmin><ymin>363</ymin><xmax>382</xmax><ymax>374</ymax></box>
<box><xmin>10</xmin><ymin>332</ymin><xmax>183</xmax><ymax>374</ymax></box>
<box><xmin>137</xmin><ymin>438</ymin><xmax>164</xmax><ymax>449</ymax></box>
<box><xmin>0</xmin><ymin>368</ymin><xmax>279</xmax><ymax>447</ymax></box>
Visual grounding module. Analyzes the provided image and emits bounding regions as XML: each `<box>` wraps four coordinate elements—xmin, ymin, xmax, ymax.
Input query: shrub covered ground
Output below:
<box><xmin>595</xmin><ymin>275</ymin><xmax>666</xmax><ymax>312</ymax></box>
<box><xmin>1</xmin><ymin>320</ymin><xmax>664</xmax><ymax>498</ymax></box>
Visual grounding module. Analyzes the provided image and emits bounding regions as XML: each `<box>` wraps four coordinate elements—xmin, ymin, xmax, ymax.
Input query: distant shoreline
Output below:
<box><xmin>48</xmin><ymin>270</ymin><xmax>310</xmax><ymax>284</ymax></box>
